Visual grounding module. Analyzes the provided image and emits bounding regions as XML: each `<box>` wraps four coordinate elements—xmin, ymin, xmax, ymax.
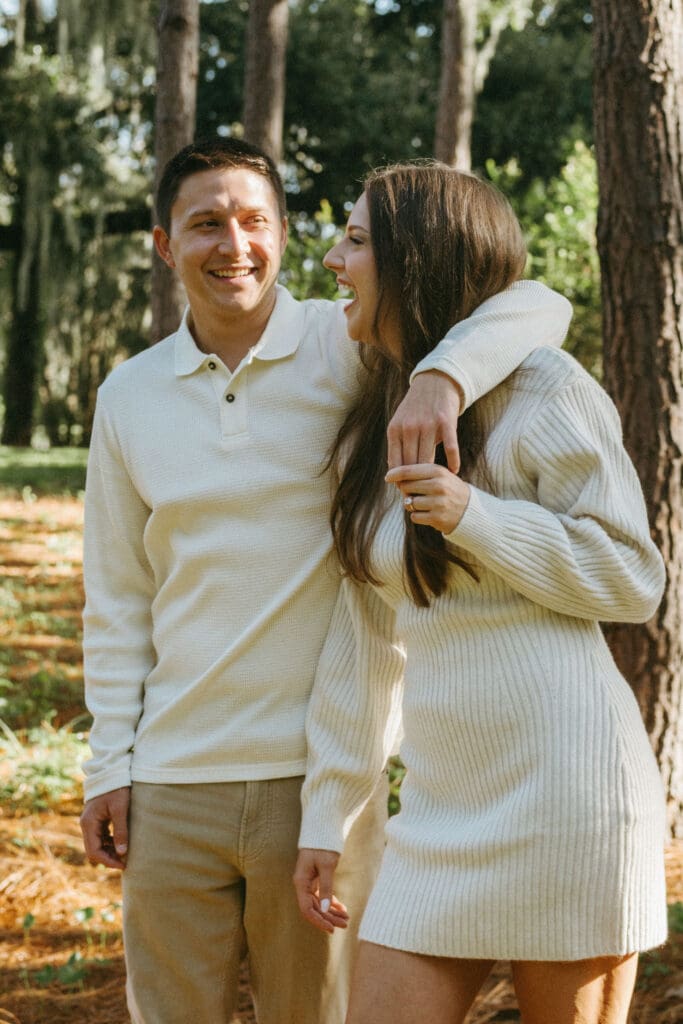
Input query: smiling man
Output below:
<box><xmin>79</xmin><ymin>137</ymin><xmax>572</xmax><ymax>1024</ymax></box>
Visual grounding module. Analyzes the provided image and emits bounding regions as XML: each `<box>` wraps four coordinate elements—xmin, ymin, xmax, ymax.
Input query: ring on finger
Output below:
<box><xmin>404</xmin><ymin>495</ymin><xmax>417</xmax><ymax>514</ymax></box>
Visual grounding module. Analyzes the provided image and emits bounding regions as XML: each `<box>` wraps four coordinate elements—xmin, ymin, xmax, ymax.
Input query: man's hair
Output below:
<box><xmin>155</xmin><ymin>136</ymin><xmax>287</xmax><ymax>234</ymax></box>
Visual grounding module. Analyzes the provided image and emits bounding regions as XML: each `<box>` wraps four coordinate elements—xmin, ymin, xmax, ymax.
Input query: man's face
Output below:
<box><xmin>154</xmin><ymin>166</ymin><xmax>288</xmax><ymax>332</ymax></box>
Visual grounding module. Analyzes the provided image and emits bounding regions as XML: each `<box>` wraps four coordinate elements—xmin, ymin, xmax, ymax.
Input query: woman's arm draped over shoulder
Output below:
<box><xmin>299</xmin><ymin>578</ymin><xmax>404</xmax><ymax>855</ymax></box>
<box><xmin>446</xmin><ymin>376</ymin><xmax>665</xmax><ymax>622</ymax></box>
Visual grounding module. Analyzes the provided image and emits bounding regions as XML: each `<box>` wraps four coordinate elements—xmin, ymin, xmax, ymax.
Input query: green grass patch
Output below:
<box><xmin>0</xmin><ymin>719</ymin><xmax>88</xmax><ymax>813</ymax></box>
<box><xmin>0</xmin><ymin>670</ymin><xmax>87</xmax><ymax>732</ymax></box>
<box><xmin>0</xmin><ymin>446</ymin><xmax>88</xmax><ymax>496</ymax></box>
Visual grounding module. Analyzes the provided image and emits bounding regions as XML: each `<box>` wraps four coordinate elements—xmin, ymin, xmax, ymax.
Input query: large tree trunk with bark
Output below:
<box><xmin>151</xmin><ymin>0</ymin><xmax>199</xmax><ymax>343</ymax></box>
<box><xmin>434</xmin><ymin>0</ymin><xmax>478</xmax><ymax>170</ymax></box>
<box><xmin>243</xmin><ymin>0</ymin><xmax>289</xmax><ymax>163</ymax></box>
<box><xmin>593</xmin><ymin>0</ymin><xmax>683</xmax><ymax>836</ymax></box>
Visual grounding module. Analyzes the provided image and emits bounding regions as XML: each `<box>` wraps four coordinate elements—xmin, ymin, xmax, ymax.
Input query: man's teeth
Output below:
<box><xmin>213</xmin><ymin>269</ymin><xmax>252</xmax><ymax>278</ymax></box>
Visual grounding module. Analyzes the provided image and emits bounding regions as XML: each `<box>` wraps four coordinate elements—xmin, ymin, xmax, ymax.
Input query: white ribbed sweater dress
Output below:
<box><xmin>300</xmin><ymin>346</ymin><xmax>668</xmax><ymax>961</ymax></box>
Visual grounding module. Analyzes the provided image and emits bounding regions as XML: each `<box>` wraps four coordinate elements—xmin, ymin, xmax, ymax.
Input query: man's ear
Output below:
<box><xmin>153</xmin><ymin>225</ymin><xmax>176</xmax><ymax>268</ymax></box>
<box><xmin>280</xmin><ymin>217</ymin><xmax>288</xmax><ymax>256</ymax></box>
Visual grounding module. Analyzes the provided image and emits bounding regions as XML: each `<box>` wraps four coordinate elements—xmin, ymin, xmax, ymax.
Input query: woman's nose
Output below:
<box><xmin>323</xmin><ymin>243</ymin><xmax>342</xmax><ymax>270</ymax></box>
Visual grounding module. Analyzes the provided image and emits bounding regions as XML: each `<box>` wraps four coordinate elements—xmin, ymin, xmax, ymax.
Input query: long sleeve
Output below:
<box><xmin>413</xmin><ymin>280</ymin><xmax>573</xmax><ymax>407</ymax></box>
<box><xmin>446</xmin><ymin>373</ymin><xmax>665</xmax><ymax>622</ymax></box>
<box><xmin>82</xmin><ymin>392</ymin><xmax>156</xmax><ymax>800</ymax></box>
<box><xmin>299</xmin><ymin>577</ymin><xmax>405</xmax><ymax>853</ymax></box>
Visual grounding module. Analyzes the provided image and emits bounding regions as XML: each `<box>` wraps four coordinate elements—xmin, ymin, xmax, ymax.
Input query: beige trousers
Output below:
<box><xmin>122</xmin><ymin>775</ymin><xmax>388</xmax><ymax>1024</ymax></box>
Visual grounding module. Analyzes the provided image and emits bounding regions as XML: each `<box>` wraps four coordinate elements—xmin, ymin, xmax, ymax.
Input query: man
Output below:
<box><xmin>80</xmin><ymin>137</ymin><xmax>571</xmax><ymax>1024</ymax></box>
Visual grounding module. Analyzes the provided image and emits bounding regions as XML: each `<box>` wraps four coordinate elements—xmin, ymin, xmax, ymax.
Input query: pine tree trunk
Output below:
<box><xmin>1</xmin><ymin>179</ymin><xmax>42</xmax><ymax>446</ymax></box>
<box><xmin>243</xmin><ymin>0</ymin><xmax>289</xmax><ymax>163</ymax></box>
<box><xmin>434</xmin><ymin>0</ymin><xmax>478</xmax><ymax>170</ymax></box>
<box><xmin>151</xmin><ymin>0</ymin><xmax>199</xmax><ymax>344</ymax></box>
<box><xmin>593</xmin><ymin>0</ymin><xmax>683</xmax><ymax>836</ymax></box>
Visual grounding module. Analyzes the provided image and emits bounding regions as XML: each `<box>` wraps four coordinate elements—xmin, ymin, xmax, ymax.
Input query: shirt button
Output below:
<box><xmin>226</xmin><ymin>393</ymin><xmax>235</xmax><ymax>403</ymax></box>
<box><xmin>208</xmin><ymin>361</ymin><xmax>216</xmax><ymax>370</ymax></box>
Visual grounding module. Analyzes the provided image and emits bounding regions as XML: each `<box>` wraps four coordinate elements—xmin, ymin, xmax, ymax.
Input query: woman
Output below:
<box><xmin>293</xmin><ymin>163</ymin><xmax>667</xmax><ymax>1024</ymax></box>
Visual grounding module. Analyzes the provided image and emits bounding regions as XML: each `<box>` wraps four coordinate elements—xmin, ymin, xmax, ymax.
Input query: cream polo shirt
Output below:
<box><xmin>82</xmin><ymin>282</ymin><xmax>571</xmax><ymax>800</ymax></box>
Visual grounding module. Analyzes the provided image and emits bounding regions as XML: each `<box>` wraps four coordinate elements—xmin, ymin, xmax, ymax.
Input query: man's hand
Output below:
<box><xmin>387</xmin><ymin>370</ymin><xmax>464</xmax><ymax>472</ymax></box>
<box><xmin>293</xmin><ymin>848</ymin><xmax>349</xmax><ymax>934</ymax></box>
<box><xmin>80</xmin><ymin>786</ymin><xmax>131</xmax><ymax>870</ymax></box>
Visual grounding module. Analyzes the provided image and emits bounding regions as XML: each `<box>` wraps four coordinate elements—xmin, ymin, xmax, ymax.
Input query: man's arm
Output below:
<box><xmin>388</xmin><ymin>280</ymin><xmax>572</xmax><ymax>469</ymax></box>
<box><xmin>80</xmin><ymin>390</ymin><xmax>156</xmax><ymax>868</ymax></box>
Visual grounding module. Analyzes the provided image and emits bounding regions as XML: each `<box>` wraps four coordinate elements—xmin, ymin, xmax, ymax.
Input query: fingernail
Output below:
<box><xmin>115</xmin><ymin>843</ymin><xmax>128</xmax><ymax>854</ymax></box>
<box><xmin>320</xmin><ymin>898</ymin><xmax>330</xmax><ymax>913</ymax></box>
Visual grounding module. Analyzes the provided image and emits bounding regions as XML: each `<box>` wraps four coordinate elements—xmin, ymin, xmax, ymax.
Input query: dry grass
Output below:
<box><xmin>1</xmin><ymin>494</ymin><xmax>681</xmax><ymax>1024</ymax></box>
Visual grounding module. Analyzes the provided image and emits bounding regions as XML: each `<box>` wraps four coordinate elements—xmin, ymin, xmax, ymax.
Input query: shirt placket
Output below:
<box><xmin>205</xmin><ymin>356</ymin><xmax>249</xmax><ymax>440</ymax></box>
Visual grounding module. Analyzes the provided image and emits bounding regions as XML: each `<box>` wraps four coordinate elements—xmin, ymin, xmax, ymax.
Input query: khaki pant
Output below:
<box><xmin>122</xmin><ymin>775</ymin><xmax>388</xmax><ymax>1024</ymax></box>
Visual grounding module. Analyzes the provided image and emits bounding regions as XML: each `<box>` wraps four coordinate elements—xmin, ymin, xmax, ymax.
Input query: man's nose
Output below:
<box><xmin>217</xmin><ymin>221</ymin><xmax>248</xmax><ymax>255</ymax></box>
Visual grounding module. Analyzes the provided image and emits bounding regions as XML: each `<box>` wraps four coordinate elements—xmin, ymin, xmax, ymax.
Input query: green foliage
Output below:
<box><xmin>488</xmin><ymin>140</ymin><xmax>601</xmax><ymax>376</ymax></box>
<box><xmin>0</xmin><ymin>670</ymin><xmax>86</xmax><ymax>733</ymax></box>
<box><xmin>388</xmin><ymin>755</ymin><xmax>406</xmax><ymax>817</ymax></box>
<box><xmin>669</xmin><ymin>902</ymin><xmax>683</xmax><ymax>934</ymax></box>
<box><xmin>0</xmin><ymin>445</ymin><xmax>88</xmax><ymax>495</ymax></box>
<box><xmin>0</xmin><ymin>719</ymin><xmax>88</xmax><ymax>813</ymax></box>
<box><xmin>34</xmin><ymin>951</ymin><xmax>88</xmax><ymax>989</ymax></box>
<box><xmin>475</xmin><ymin>0</ymin><xmax>593</xmax><ymax>184</ymax></box>
<box><xmin>280</xmin><ymin>202</ymin><xmax>343</xmax><ymax>301</ymax></box>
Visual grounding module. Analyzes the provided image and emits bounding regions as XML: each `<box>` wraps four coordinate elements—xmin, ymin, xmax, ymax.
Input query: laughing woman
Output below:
<box><xmin>293</xmin><ymin>164</ymin><xmax>667</xmax><ymax>1024</ymax></box>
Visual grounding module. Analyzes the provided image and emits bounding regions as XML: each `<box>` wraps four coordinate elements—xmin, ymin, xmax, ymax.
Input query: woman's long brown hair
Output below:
<box><xmin>329</xmin><ymin>163</ymin><xmax>528</xmax><ymax>607</ymax></box>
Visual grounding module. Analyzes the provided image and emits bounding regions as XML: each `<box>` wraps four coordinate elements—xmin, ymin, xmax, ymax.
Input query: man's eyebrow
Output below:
<box><xmin>185</xmin><ymin>205</ymin><xmax>271</xmax><ymax>219</ymax></box>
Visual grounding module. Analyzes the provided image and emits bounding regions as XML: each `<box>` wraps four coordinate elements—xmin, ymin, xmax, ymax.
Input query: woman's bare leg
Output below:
<box><xmin>345</xmin><ymin>941</ymin><xmax>494</xmax><ymax>1024</ymax></box>
<box><xmin>512</xmin><ymin>954</ymin><xmax>639</xmax><ymax>1024</ymax></box>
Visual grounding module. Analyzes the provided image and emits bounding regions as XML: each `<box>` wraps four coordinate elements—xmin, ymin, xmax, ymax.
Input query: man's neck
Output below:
<box><xmin>187</xmin><ymin>304</ymin><xmax>274</xmax><ymax>372</ymax></box>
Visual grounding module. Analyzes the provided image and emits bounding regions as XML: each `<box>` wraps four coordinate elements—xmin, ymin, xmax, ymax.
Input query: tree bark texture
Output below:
<box><xmin>593</xmin><ymin>0</ymin><xmax>683</xmax><ymax>835</ymax></box>
<box><xmin>1</xmin><ymin>173</ymin><xmax>44</xmax><ymax>447</ymax></box>
<box><xmin>434</xmin><ymin>0</ymin><xmax>478</xmax><ymax>170</ymax></box>
<box><xmin>151</xmin><ymin>0</ymin><xmax>199</xmax><ymax>343</ymax></box>
<box><xmin>243</xmin><ymin>0</ymin><xmax>290</xmax><ymax>163</ymax></box>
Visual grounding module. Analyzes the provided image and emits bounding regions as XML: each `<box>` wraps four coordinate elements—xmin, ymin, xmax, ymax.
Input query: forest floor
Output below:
<box><xmin>1</xmin><ymin>494</ymin><xmax>682</xmax><ymax>1024</ymax></box>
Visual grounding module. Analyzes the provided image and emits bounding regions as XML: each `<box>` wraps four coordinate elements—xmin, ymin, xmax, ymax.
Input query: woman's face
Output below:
<box><xmin>323</xmin><ymin>192</ymin><xmax>401</xmax><ymax>356</ymax></box>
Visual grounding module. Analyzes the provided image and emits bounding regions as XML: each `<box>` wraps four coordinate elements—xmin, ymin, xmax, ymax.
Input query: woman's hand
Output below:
<box><xmin>293</xmin><ymin>848</ymin><xmax>349</xmax><ymax>934</ymax></box>
<box><xmin>385</xmin><ymin>463</ymin><xmax>471</xmax><ymax>535</ymax></box>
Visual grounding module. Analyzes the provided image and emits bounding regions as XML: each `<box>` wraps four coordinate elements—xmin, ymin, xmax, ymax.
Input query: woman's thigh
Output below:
<box><xmin>511</xmin><ymin>954</ymin><xmax>639</xmax><ymax>1024</ymax></box>
<box><xmin>345</xmin><ymin>941</ymin><xmax>494</xmax><ymax>1024</ymax></box>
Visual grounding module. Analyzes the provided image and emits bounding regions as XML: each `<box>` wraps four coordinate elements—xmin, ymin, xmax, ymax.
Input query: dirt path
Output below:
<box><xmin>1</xmin><ymin>496</ymin><xmax>682</xmax><ymax>1023</ymax></box>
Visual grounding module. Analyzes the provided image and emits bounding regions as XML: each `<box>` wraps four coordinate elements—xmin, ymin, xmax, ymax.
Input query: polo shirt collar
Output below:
<box><xmin>174</xmin><ymin>286</ymin><xmax>305</xmax><ymax>377</ymax></box>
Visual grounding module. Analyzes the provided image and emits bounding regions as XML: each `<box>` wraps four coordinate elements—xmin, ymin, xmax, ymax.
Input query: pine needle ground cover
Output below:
<box><xmin>0</xmin><ymin>477</ymin><xmax>681</xmax><ymax>1023</ymax></box>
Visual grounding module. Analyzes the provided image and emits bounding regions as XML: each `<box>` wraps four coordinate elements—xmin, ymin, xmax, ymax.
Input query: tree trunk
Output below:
<box><xmin>151</xmin><ymin>0</ymin><xmax>199</xmax><ymax>344</ymax></box>
<box><xmin>434</xmin><ymin>0</ymin><xmax>478</xmax><ymax>170</ymax></box>
<box><xmin>243</xmin><ymin>0</ymin><xmax>290</xmax><ymax>163</ymax></box>
<box><xmin>593</xmin><ymin>0</ymin><xmax>683</xmax><ymax>836</ymax></box>
<box><xmin>1</xmin><ymin>169</ymin><xmax>44</xmax><ymax>447</ymax></box>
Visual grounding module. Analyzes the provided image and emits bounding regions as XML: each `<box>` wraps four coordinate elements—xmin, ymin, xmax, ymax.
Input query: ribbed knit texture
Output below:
<box><xmin>300</xmin><ymin>346</ymin><xmax>667</xmax><ymax>960</ymax></box>
<box><xmin>82</xmin><ymin>282</ymin><xmax>571</xmax><ymax>801</ymax></box>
